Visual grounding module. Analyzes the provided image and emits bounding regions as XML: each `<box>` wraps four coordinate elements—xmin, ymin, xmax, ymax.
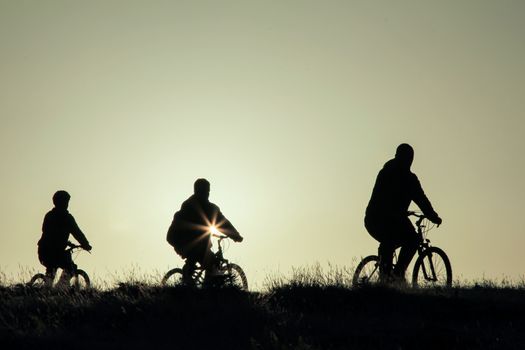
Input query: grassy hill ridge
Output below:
<box><xmin>0</xmin><ymin>283</ymin><xmax>524</xmax><ymax>349</ymax></box>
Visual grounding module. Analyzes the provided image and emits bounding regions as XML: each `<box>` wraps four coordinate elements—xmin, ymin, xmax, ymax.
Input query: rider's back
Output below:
<box><xmin>167</xmin><ymin>178</ymin><xmax>243</xmax><ymax>262</ymax></box>
<box><xmin>38</xmin><ymin>208</ymin><xmax>87</xmax><ymax>253</ymax></box>
<box><xmin>366</xmin><ymin>158</ymin><xmax>422</xmax><ymax>220</ymax></box>
<box><xmin>167</xmin><ymin>195</ymin><xmax>232</xmax><ymax>248</ymax></box>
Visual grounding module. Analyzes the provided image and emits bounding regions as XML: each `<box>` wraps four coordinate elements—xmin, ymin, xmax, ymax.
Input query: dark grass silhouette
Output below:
<box><xmin>1</xmin><ymin>282</ymin><xmax>524</xmax><ymax>349</ymax></box>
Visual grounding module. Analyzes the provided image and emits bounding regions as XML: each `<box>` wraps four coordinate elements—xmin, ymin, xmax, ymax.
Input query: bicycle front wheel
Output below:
<box><xmin>353</xmin><ymin>255</ymin><xmax>380</xmax><ymax>287</ymax></box>
<box><xmin>70</xmin><ymin>270</ymin><xmax>91</xmax><ymax>289</ymax></box>
<box><xmin>226</xmin><ymin>264</ymin><xmax>248</xmax><ymax>290</ymax></box>
<box><xmin>412</xmin><ymin>247</ymin><xmax>452</xmax><ymax>288</ymax></box>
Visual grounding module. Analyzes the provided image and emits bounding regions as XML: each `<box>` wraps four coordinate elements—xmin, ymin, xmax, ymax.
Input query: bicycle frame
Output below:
<box><xmin>44</xmin><ymin>245</ymin><xmax>81</xmax><ymax>277</ymax></box>
<box><xmin>214</xmin><ymin>235</ymin><xmax>229</xmax><ymax>265</ymax></box>
<box><xmin>354</xmin><ymin>212</ymin><xmax>450</xmax><ymax>287</ymax></box>
<box><xmin>382</xmin><ymin>213</ymin><xmax>436</xmax><ymax>276</ymax></box>
<box><xmin>162</xmin><ymin>233</ymin><xmax>248</xmax><ymax>289</ymax></box>
<box><xmin>182</xmin><ymin>235</ymin><xmax>230</xmax><ymax>277</ymax></box>
<box><xmin>30</xmin><ymin>243</ymin><xmax>90</xmax><ymax>288</ymax></box>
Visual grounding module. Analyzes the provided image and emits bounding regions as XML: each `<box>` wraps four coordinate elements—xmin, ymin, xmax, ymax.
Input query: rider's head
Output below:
<box><xmin>52</xmin><ymin>190</ymin><xmax>71</xmax><ymax>210</ymax></box>
<box><xmin>194</xmin><ymin>178</ymin><xmax>210</xmax><ymax>201</ymax></box>
<box><xmin>395</xmin><ymin>143</ymin><xmax>414</xmax><ymax>169</ymax></box>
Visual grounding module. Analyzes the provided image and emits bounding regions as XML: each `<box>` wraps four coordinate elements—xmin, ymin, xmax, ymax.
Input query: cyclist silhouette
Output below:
<box><xmin>37</xmin><ymin>190</ymin><xmax>92</xmax><ymax>284</ymax></box>
<box><xmin>167</xmin><ymin>178</ymin><xmax>243</xmax><ymax>279</ymax></box>
<box><xmin>365</xmin><ymin>144</ymin><xmax>442</xmax><ymax>283</ymax></box>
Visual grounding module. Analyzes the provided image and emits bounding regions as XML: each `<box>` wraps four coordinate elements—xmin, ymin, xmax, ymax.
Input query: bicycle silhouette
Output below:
<box><xmin>28</xmin><ymin>242</ymin><xmax>91</xmax><ymax>289</ymax></box>
<box><xmin>353</xmin><ymin>211</ymin><xmax>452</xmax><ymax>288</ymax></box>
<box><xmin>162</xmin><ymin>234</ymin><xmax>248</xmax><ymax>290</ymax></box>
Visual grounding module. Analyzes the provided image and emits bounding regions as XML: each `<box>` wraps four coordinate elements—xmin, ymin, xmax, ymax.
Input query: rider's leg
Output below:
<box><xmin>196</xmin><ymin>237</ymin><xmax>226</xmax><ymax>283</ymax></box>
<box><xmin>57</xmin><ymin>251</ymin><xmax>77</xmax><ymax>286</ymax></box>
<box><xmin>202</xmin><ymin>245</ymin><xmax>220</xmax><ymax>277</ymax></box>
<box><xmin>182</xmin><ymin>259</ymin><xmax>197</xmax><ymax>284</ymax></box>
<box><xmin>38</xmin><ymin>246</ymin><xmax>56</xmax><ymax>285</ymax></box>
<box><xmin>184</xmin><ymin>238</ymin><xmax>218</xmax><ymax>283</ymax></box>
<box><xmin>366</xmin><ymin>217</ymin><xmax>394</xmax><ymax>281</ymax></box>
<box><xmin>45</xmin><ymin>267</ymin><xmax>56</xmax><ymax>278</ymax></box>
<box><xmin>378</xmin><ymin>242</ymin><xmax>395</xmax><ymax>281</ymax></box>
<box><xmin>45</xmin><ymin>267</ymin><xmax>57</xmax><ymax>286</ymax></box>
<box><xmin>392</xmin><ymin>219</ymin><xmax>419</xmax><ymax>279</ymax></box>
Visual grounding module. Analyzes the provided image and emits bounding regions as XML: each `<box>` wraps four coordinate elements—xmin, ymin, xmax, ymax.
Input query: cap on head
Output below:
<box><xmin>395</xmin><ymin>143</ymin><xmax>414</xmax><ymax>168</ymax></box>
<box><xmin>52</xmin><ymin>190</ymin><xmax>71</xmax><ymax>207</ymax></box>
<box><xmin>194</xmin><ymin>178</ymin><xmax>210</xmax><ymax>196</ymax></box>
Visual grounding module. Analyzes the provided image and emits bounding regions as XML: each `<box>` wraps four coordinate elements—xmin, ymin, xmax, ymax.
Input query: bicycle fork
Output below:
<box><xmin>419</xmin><ymin>250</ymin><xmax>438</xmax><ymax>282</ymax></box>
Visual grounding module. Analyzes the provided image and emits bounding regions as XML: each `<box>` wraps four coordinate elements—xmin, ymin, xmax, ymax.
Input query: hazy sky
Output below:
<box><xmin>1</xmin><ymin>0</ymin><xmax>524</xmax><ymax>287</ymax></box>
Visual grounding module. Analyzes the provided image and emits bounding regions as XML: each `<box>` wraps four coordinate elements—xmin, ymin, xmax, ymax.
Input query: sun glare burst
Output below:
<box><xmin>209</xmin><ymin>225</ymin><xmax>221</xmax><ymax>235</ymax></box>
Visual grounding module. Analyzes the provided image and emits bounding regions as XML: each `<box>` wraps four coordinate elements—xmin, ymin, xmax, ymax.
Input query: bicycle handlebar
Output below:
<box><xmin>211</xmin><ymin>233</ymin><xmax>243</xmax><ymax>244</ymax></box>
<box><xmin>67</xmin><ymin>242</ymin><xmax>82</xmax><ymax>248</ymax></box>
<box><xmin>66</xmin><ymin>242</ymin><xmax>90</xmax><ymax>252</ymax></box>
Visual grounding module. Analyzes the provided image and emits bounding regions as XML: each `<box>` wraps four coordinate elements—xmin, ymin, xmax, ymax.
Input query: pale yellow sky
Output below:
<box><xmin>1</xmin><ymin>0</ymin><xmax>524</xmax><ymax>286</ymax></box>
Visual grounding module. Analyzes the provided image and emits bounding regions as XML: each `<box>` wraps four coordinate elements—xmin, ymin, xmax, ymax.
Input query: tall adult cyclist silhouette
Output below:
<box><xmin>166</xmin><ymin>178</ymin><xmax>243</xmax><ymax>279</ymax></box>
<box><xmin>365</xmin><ymin>144</ymin><xmax>442</xmax><ymax>283</ymax></box>
<box><xmin>37</xmin><ymin>190</ymin><xmax>92</xmax><ymax>284</ymax></box>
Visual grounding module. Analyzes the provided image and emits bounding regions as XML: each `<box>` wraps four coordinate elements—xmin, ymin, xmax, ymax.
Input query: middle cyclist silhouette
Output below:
<box><xmin>167</xmin><ymin>178</ymin><xmax>243</xmax><ymax>281</ymax></box>
<box><xmin>365</xmin><ymin>144</ymin><xmax>442</xmax><ymax>284</ymax></box>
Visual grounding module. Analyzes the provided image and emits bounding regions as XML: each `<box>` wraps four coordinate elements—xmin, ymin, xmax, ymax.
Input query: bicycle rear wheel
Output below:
<box><xmin>353</xmin><ymin>255</ymin><xmax>380</xmax><ymax>287</ymax></box>
<box><xmin>412</xmin><ymin>247</ymin><xmax>452</xmax><ymax>288</ymax></box>
<box><xmin>70</xmin><ymin>270</ymin><xmax>91</xmax><ymax>289</ymax></box>
<box><xmin>161</xmin><ymin>268</ymin><xmax>184</xmax><ymax>286</ymax></box>
<box><xmin>226</xmin><ymin>263</ymin><xmax>248</xmax><ymax>290</ymax></box>
<box><xmin>162</xmin><ymin>268</ymin><xmax>205</xmax><ymax>287</ymax></box>
<box><xmin>28</xmin><ymin>273</ymin><xmax>50</xmax><ymax>287</ymax></box>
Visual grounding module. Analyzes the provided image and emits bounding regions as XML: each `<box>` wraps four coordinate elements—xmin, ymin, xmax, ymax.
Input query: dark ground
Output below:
<box><xmin>0</xmin><ymin>283</ymin><xmax>524</xmax><ymax>349</ymax></box>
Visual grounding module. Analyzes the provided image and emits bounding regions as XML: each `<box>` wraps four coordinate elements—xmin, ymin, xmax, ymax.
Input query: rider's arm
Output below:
<box><xmin>68</xmin><ymin>214</ymin><xmax>92</xmax><ymax>250</ymax></box>
<box><xmin>215</xmin><ymin>207</ymin><xmax>243</xmax><ymax>242</ymax></box>
<box><xmin>410</xmin><ymin>174</ymin><xmax>442</xmax><ymax>224</ymax></box>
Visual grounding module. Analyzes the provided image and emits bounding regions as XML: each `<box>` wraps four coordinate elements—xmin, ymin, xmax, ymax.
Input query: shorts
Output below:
<box><xmin>38</xmin><ymin>245</ymin><xmax>76</xmax><ymax>272</ymax></box>
<box><xmin>172</xmin><ymin>231</ymin><xmax>212</xmax><ymax>265</ymax></box>
<box><xmin>364</xmin><ymin>215</ymin><xmax>418</xmax><ymax>248</ymax></box>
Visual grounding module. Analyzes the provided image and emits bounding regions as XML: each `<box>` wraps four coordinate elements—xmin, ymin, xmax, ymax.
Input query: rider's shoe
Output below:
<box><xmin>378</xmin><ymin>271</ymin><xmax>408</xmax><ymax>288</ymax></box>
<box><xmin>56</xmin><ymin>273</ymin><xmax>72</xmax><ymax>289</ymax></box>
<box><xmin>203</xmin><ymin>265</ymin><xmax>227</xmax><ymax>288</ymax></box>
<box><xmin>209</xmin><ymin>264</ymin><xmax>225</xmax><ymax>277</ymax></box>
<box><xmin>390</xmin><ymin>275</ymin><xmax>409</xmax><ymax>289</ymax></box>
<box><xmin>204</xmin><ymin>275</ymin><xmax>227</xmax><ymax>288</ymax></box>
<box><xmin>182</xmin><ymin>263</ymin><xmax>197</xmax><ymax>285</ymax></box>
<box><xmin>378</xmin><ymin>270</ymin><xmax>393</xmax><ymax>285</ymax></box>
